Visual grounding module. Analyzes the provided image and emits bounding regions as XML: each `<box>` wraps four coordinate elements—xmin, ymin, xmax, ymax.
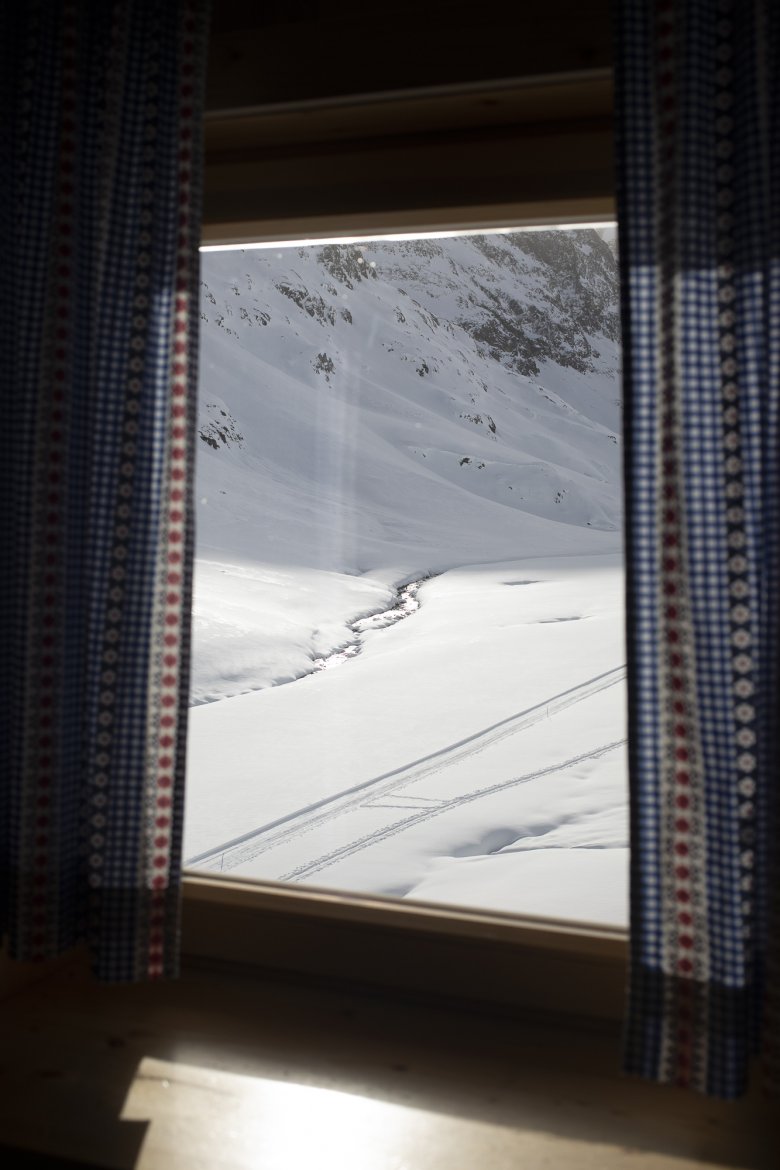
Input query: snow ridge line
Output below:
<box><xmin>186</xmin><ymin>662</ymin><xmax>626</xmax><ymax>872</ymax></box>
<box><xmin>279</xmin><ymin>737</ymin><xmax>627</xmax><ymax>882</ymax></box>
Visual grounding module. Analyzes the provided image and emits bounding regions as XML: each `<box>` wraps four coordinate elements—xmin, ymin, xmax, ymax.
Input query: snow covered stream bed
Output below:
<box><xmin>312</xmin><ymin>577</ymin><xmax>428</xmax><ymax>672</ymax></box>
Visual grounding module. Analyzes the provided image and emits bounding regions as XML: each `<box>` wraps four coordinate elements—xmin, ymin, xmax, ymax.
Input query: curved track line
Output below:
<box><xmin>187</xmin><ymin>663</ymin><xmax>625</xmax><ymax>872</ymax></box>
<box><xmin>281</xmin><ymin>738</ymin><xmax>627</xmax><ymax>881</ymax></box>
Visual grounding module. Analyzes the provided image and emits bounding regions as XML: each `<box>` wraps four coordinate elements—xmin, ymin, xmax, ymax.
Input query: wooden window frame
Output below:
<box><xmin>186</xmin><ymin>71</ymin><xmax>627</xmax><ymax>1025</ymax></box>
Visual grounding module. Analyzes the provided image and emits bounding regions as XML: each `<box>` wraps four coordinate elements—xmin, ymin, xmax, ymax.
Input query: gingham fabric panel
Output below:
<box><xmin>616</xmin><ymin>0</ymin><xmax>780</xmax><ymax>1097</ymax></box>
<box><xmin>0</xmin><ymin>0</ymin><xmax>209</xmax><ymax>981</ymax></box>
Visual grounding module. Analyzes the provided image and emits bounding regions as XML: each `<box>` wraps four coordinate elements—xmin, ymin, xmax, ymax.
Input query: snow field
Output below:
<box><xmin>185</xmin><ymin>556</ymin><xmax>628</xmax><ymax>925</ymax></box>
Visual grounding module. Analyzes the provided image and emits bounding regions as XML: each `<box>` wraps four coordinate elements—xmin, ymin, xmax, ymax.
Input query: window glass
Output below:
<box><xmin>185</xmin><ymin>228</ymin><xmax>628</xmax><ymax>927</ymax></box>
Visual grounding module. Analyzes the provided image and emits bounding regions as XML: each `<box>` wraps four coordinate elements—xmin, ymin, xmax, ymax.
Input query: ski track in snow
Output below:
<box><xmin>279</xmin><ymin>737</ymin><xmax>626</xmax><ymax>882</ymax></box>
<box><xmin>186</xmin><ymin>662</ymin><xmax>625</xmax><ymax>872</ymax></box>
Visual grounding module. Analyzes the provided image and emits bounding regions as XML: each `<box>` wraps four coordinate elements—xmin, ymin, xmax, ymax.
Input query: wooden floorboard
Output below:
<box><xmin>0</xmin><ymin>956</ymin><xmax>776</xmax><ymax>1169</ymax></box>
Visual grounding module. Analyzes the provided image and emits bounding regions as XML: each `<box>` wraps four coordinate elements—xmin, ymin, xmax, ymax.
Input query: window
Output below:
<box><xmin>185</xmin><ymin>68</ymin><xmax>626</xmax><ymax>1018</ymax></box>
<box><xmin>185</xmin><ymin>225</ymin><xmax>628</xmax><ymax>933</ymax></box>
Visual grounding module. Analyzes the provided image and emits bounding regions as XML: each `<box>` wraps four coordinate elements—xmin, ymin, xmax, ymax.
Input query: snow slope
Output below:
<box><xmin>186</xmin><ymin>230</ymin><xmax>628</xmax><ymax>926</ymax></box>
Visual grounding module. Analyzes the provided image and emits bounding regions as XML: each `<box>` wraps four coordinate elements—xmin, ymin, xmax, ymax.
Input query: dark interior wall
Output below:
<box><xmin>206</xmin><ymin>0</ymin><xmax>613</xmax><ymax>111</ymax></box>
<box><xmin>203</xmin><ymin>2</ymin><xmax>614</xmax><ymax>240</ymax></box>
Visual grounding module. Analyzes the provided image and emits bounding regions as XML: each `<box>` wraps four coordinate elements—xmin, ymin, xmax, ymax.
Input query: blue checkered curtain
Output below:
<box><xmin>0</xmin><ymin>1</ymin><xmax>209</xmax><ymax>980</ymax></box>
<box><xmin>616</xmin><ymin>0</ymin><xmax>780</xmax><ymax>1096</ymax></box>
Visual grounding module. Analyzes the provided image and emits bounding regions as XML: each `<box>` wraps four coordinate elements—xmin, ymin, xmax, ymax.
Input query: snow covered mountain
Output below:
<box><xmin>193</xmin><ymin>230</ymin><xmax>622</xmax><ymax>704</ymax></box>
<box><xmin>196</xmin><ymin>230</ymin><xmax>620</xmax><ymax>566</ymax></box>
<box><xmin>186</xmin><ymin>230</ymin><xmax>628</xmax><ymax>925</ymax></box>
